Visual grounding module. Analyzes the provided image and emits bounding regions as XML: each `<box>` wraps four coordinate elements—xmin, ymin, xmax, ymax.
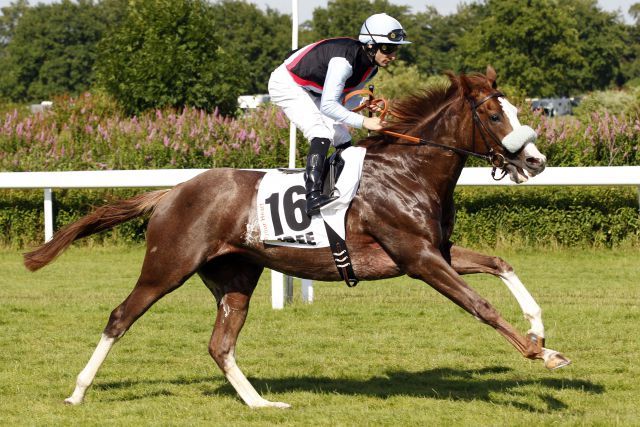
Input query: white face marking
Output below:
<box><xmin>498</xmin><ymin>97</ymin><xmax>536</xmax><ymax>153</ymax></box>
<box><xmin>523</xmin><ymin>142</ymin><xmax>544</xmax><ymax>160</ymax></box>
<box><xmin>498</xmin><ymin>97</ymin><xmax>522</xmax><ymax>128</ymax></box>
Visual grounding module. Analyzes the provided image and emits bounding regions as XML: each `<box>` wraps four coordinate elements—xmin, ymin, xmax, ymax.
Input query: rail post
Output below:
<box><xmin>44</xmin><ymin>188</ymin><xmax>53</xmax><ymax>242</ymax></box>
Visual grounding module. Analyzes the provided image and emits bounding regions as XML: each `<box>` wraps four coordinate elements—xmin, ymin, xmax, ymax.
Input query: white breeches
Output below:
<box><xmin>268</xmin><ymin>64</ymin><xmax>351</xmax><ymax>146</ymax></box>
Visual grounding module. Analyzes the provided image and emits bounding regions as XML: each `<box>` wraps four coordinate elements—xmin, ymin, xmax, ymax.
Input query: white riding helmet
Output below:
<box><xmin>358</xmin><ymin>13</ymin><xmax>411</xmax><ymax>45</ymax></box>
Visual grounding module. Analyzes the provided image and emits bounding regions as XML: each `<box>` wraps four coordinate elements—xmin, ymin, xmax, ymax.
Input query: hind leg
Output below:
<box><xmin>450</xmin><ymin>245</ymin><xmax>570</xmax><ymax>369</ymax></box>
<box><xmin>199</xmin><ymin>255</ymin><xmax>290</xmax><ymax>408</ymax></box>
<box><xmin>65</xmin><ymin>247</ymin><xmax>201</xmax><ymax>405</ymax></box>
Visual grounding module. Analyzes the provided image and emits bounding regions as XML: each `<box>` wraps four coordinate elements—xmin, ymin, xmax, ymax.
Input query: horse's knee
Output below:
<box><xmin>473</xmin><ymin>299</ymin><xmax>501</xmax><ymax>326</ymax></box>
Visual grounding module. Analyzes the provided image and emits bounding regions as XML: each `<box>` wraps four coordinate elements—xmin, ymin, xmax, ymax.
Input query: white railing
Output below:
<box><xmin>2</xmin><ymin>166</ymin><xmax>640</xmax><ymax>309</ymax></box>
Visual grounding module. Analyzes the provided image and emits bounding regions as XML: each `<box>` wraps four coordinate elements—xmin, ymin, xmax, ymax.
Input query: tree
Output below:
<box><xmin>622</xmin><ymin>2</ymin><xmax>640</xmax><ymax>84</ymax></box>
<box><xmin>305</xmin><ymin>0</ymin><xmax>409</xmax><ymax>44</ymax></box>
<box><xmin>0</xmin><ymin>0</ymin><xmax>113</xmax><ymax>102</ymax></box>
<box><xmin>95</xmin><ymin>0</ymin><xmax>250</xmax><ymax>115</ymax></box>
<box><xmin>0</xmin><ymin>0</ymin><xmax>28</xmax><ymax>47</ymax></box>
<box><xmin>455</xmin><ymin>0</ymin><xmax>627</xmax><ymax>96</ymax></box>
<box><xmin>404</xmin><ymin>3</ymin><xmax>487</xmax><ymax>76</ymax></box>
<box><xmin>209</xmin><ymin>1</ymin><xmax>291</xmax><ymax>94</ymax></box>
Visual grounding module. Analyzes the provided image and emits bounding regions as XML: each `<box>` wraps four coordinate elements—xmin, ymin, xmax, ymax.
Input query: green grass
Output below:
<box><xmin>1</xmin><ymin>246</ymin><xmax>639</xmax><ymax>426</ymax></box>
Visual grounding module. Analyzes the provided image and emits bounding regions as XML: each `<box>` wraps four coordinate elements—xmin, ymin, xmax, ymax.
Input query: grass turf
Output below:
<box><xmin>1</xmin><ymin>246</ymin><xmax>638</xmax><ymax>426</ymax></box>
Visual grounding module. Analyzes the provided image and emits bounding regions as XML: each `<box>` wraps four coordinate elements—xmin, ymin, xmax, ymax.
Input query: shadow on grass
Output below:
<box><xmin>91</xmin><ymin>366</ymin><xmax>604</xmax><ymax>412</ymax></box>
<box><xmin>211</xmin><ymin>366</ymin><xmax>604</xmax><ymax>413</ymax></box>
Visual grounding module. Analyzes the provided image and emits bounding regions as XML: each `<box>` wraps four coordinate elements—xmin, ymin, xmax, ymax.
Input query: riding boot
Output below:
<box><xmin>305</xmin><ymin>137</ymin><xmax>337</xmax><ymax>216</ymax></box>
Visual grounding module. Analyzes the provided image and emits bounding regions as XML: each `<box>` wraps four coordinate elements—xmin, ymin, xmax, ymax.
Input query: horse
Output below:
<box><xmin>24</xmin><ymin>66</ymin><xmax>570</xmax><ymax>409</ymax></box>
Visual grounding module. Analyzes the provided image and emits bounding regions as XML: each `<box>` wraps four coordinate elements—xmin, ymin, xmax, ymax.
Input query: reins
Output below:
<box><xmin>344</xmin><ymin>89</ymin><xmax>512</xmax><ymax>180</ymax></box>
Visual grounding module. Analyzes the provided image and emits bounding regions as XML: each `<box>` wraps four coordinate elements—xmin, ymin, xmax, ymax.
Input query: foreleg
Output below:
<box><xmin>449</xmin><ymin>245</ymin><xmax>570</xmax><ymax>369</ymax></box>
<box><xmin>450</xmin><ymin>245</ymin><xmax>544</xmax><ymax>339</ymax></box>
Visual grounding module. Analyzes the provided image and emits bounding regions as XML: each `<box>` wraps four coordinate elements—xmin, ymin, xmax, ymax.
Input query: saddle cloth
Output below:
<box><xmin>257</xmin><ymin>146</ymin><xmax>366</xmax><ymax>248</ymax></box>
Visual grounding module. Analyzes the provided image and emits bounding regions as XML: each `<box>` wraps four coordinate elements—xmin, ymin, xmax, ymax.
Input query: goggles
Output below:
<box><xmin>367</xmin><ymin>29</ymin><xmax>407</xmax><ymax>42</ymax></box>
<box><xmin>378</xmin><ymin>43</ymin><xmax>399</xmax><ymax>54</ymax></box>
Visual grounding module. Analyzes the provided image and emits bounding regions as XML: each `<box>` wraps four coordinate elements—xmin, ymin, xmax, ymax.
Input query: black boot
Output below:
<box><xmin>305</xmin><ymin>137</ymin><xmax>337</xmax><ymax>216</ymax></box>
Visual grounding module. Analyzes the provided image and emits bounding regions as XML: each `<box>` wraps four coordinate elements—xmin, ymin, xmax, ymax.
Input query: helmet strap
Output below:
<box><xmin>363</xmin><ymin>44</ymin><xmax>377</xmax><ymax>64</ymax></box>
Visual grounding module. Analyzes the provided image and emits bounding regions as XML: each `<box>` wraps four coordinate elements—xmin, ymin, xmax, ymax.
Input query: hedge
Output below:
<box><xmin>3</xmin><ymin>186</ymin><xmax>638</xmax><ymax>249</ymax></box>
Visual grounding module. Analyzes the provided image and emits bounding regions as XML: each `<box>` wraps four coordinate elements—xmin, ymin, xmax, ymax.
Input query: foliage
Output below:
<box><xmin>0</xmin><ymin>92</ymin><xmax>298</xmax><ymax>172</ymax></box>
<box><xmin>455</xmin><ymin>0</ymin><xmax>627</xmax><ymax>97</ymax></box>
<box><xmin>0</xmin><ymin>0</ymin><xmax>117</xmax><ymax>102</ymax></box>
<box><xmin>373</xmin><ymin>60</ymin><xmax>448</xmax><ymax>100</ymax></box>
<box><xmin>209</xmin><ymin>1</ymin><xmax>291</xmax><ymax>94</ymax></box>
<box><xmin>95</xmin><ymin>0</ymin><xmax>251</xmax><ymax>116</ymax></box>
<box><xmin>453</xmin><ymin>186</ymin><xmax>640</xmax><ymax>248</ymax></box>
<box><xmin>1</xmin><ymin>0</ymin><xmax>639</xmax><ymax>108</ymax></box>
<box><xmin>0</xmin><ymin>188</ymin><xmax>147</xmax><ymax>247</ymax></box>
<box><xmin>572</xmin><ymin>89</ymin><xmax>638</xmax><ymax>120</ymax></box>
<box><xmin>305</xmin><ymin>0</ymin><xmax>409</xmax><ymax>43</ymax></box>
<box><xmin>401</xmin><ymin>3</ymin><xmax>486</xmax><ymax>76</ymax></box>
<box><xmin>1</xmin><ymin>186</ymin><xmax>637</xmax><ymax>248</ymax></box>
<box><xmin>528</xmin><ymin>110</ymin><xmax>640</xmax><ymax>166</ymax></box>
<box><xmin>0</xmin><ymin>0</ymin><xmax>28</xmax><ymax>47</ymax></box>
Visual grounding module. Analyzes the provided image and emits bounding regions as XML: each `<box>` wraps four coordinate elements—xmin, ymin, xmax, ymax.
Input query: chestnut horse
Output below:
<box><xmin>24</xmin><ymin>67</ymin><xmax>570</xmax><ymax>409</ymax></box>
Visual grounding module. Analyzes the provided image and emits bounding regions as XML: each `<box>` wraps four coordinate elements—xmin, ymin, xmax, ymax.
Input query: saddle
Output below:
<box><xmin>277</xmin><ymin>145</ymin><xmax>357</xmax><ymax>287</ymax></box>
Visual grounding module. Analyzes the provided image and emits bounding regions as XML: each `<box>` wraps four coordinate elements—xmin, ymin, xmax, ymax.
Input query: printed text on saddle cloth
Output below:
<box><xmin>257</xmin><ymin>147</ymin><xmax>366</xmax><ymax>248</ymax></box>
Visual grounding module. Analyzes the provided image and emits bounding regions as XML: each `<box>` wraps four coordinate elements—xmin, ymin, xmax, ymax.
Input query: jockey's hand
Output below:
<box><xmin>368</xmin><ymin>101</ymin><xmax>384</xmax><ymax>113</ymax></box>
<box><xmin>363</xmin><ymin>116</ymin><xmax>383</xmax><ymax>131</ymax></box>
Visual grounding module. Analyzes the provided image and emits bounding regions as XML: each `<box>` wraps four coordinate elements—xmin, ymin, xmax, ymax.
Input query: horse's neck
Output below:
<box><xmin>363</xmin><ymin>143</ymin><xmax>467</xmax><ymax>206</ymax></box>
<box><xmin>361</xmin><ymin>96</ymin><xmax>473</xmax><ymax>206</ymax></box>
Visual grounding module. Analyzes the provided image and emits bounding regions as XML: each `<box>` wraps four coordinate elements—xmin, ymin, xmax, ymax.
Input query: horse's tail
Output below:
<box><xmin>24</xmin><ymin>189</ymin><xmax>171</xmax><ymax>272</ymax></box>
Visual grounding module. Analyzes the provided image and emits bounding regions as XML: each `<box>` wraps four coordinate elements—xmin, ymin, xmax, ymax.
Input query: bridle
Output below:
<box><xmin>345</xmin><ymin>89</ymin><xmax>522</xmax><ymax>180</ymax></box>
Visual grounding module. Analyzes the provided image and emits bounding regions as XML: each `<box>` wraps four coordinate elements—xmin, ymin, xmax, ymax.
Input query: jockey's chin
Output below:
<box><xmin>374</xmin><ymin>51</ymin><xmax>397</xmax><ymax>67</ymax></box>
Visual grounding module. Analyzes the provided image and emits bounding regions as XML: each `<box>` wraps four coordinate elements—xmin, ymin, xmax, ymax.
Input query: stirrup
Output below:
<box><xmin>306</xmin><ymin>194</ymin><xmax>338</xmax><ymax>216</ymax></box>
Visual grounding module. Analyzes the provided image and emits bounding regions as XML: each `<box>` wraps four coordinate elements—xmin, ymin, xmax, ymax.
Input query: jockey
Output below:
<box><xmin>268</xmin><ymin>13</ymin><xmax>411</xmax><ymax>216</ymax></box>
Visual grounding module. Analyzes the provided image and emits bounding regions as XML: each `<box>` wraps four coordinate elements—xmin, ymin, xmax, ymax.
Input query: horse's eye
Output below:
<box><xmin>489</xmin><ymin>114</ymin><xmax>500</xmax><ymax>122</ymax></box>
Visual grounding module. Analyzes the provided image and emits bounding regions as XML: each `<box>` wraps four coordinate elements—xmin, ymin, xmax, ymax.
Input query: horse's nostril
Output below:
<box><xmin>526</xmin><ymin>157</ymin><xmax>541</xmax><ymax>166</ymax></box>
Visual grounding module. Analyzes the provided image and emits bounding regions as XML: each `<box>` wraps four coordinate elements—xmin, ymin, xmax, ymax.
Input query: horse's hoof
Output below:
<box><xmin>63</xmin><ymin>397</ymin><xmax>82</xmax><ymax>405</ymax></box>
<box><xmin>268</xmin><ymin>401</ymin><xmax>291</xmax><ymax>409</ymax></box>
<box><xmin>543</xmin><ymin>349</ymin><xmax>571</xmax><ymax>370</ymax></box>
<box><xmin>250</xmin><ymin>399</ymin><xmax>291</xmax><ymax>409</ymax></box>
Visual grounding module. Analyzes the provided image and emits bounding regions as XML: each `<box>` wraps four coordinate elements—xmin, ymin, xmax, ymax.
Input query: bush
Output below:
<box><xmin>452</xmin><ymin>186</ymin><xmax>640</xmax><ymax>248</ymax></box>
<box><xmin>0</xmin><ymin>92</ymin><xmax>301</xmax><ymax>172</ymax></box>
<box><xmin>95</xmin><ymin>0</ymin><xmax>250</xmax><ymax>116</ymax></box>
<box><xmin>573</xmin><ymin>89</ymin><xmax>639</xmax><ymax>120</ymax></box>
<box><xmin>3</xmin><ymin>186</ymin><xmax>637</xmax><ymax>249</ymax></box>
<box><xmin>527</xmin><ymin>111</ymin><xmax>639</xmax><ymax>167</ymax></box>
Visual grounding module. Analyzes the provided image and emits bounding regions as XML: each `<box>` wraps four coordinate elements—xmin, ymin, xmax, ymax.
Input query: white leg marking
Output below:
<box><xmin>499</xmin><ymin>271</ymin><xmax>544</xmax><ymax>338</ymax></box>
<box><xmin>223</xmin><ymin>353</ymin><xmax>290</xmax><ymax>408</ymax></box>
<box><xmin>64</xmin><ymin>334</ymin><xmax>117</xmax><ymax>405</ymax></box>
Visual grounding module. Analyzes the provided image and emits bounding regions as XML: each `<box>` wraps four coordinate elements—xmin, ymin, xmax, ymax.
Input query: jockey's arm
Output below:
<box><xmin>320</xmin><ymin>57</ymin><xmax>365</xmax><ymax>129</ymax></box>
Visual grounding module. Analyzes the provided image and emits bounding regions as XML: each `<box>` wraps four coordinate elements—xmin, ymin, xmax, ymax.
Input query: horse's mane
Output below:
<box><xmin>362</xmin><ymin>71</ymin><xmax>489</xmax><ymax>146</ymax></box>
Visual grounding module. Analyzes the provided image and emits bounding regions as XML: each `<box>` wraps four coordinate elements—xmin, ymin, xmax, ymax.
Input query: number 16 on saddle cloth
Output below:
<box><xmin>256</xmin><ymin>146</ymin><xmax>366</xmax><ymax>248</ymax></box>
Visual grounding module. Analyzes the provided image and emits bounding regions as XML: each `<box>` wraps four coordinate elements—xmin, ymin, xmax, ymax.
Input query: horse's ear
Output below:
<box><xmin>459</xmin><ymin>73</ymin><xmax>472</xmax><ymax>96</ymax></box>
<box><xmin>486</xmin><ymin>65</ymin><xmax>497</xmax><ymax>89</ymax></box>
